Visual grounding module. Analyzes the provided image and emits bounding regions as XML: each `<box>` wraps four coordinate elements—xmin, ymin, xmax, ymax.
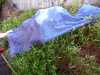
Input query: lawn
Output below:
<box><xmin>0</xmin><ymin>6</ymin><xmax>100</xmax><ymax>75</ymax></box>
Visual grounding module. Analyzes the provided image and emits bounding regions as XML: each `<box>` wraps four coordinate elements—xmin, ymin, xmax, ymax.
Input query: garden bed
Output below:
<box><xmin>0</xmin><ymin>7</ymin><xmax>100</xmax><ymax>75</ymax></box>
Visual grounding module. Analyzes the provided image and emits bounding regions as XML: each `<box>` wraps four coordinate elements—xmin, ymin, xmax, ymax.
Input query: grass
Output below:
<box><xmin>0</xmin><ymin>6</ymin><xmax>100</xmax><ymax>75</ymax></box>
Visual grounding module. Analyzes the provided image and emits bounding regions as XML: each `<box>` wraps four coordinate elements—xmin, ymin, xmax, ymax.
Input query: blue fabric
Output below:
<box><xmin>7</xmin><ymin>4</ymin><xmax>100</xmax><ymax>56</ymax></box>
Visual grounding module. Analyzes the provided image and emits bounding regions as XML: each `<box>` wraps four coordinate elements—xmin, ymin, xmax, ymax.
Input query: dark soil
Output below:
<box><xmin>69</xmin><ymin>64</ymin><xmax>86</xmax><ymax>75</ymax></box>
<box><xmin>79</xmin><ymin>41</ymin><xmax>100</xmax><ymax>64</ymax></box>
<box><xmin>80</xmin><ymin>42</ymin><xmax>96</xmax><ymax>56</ymax></box>
<box><xmin>55</xmin><ymin>53</ymin><xmax>70</xmax><ymax>75</ymax></box>
<box><xmin>55</xmin><ymin>53</ymin><xmax>86</xmax><ymax>75</ymax></box>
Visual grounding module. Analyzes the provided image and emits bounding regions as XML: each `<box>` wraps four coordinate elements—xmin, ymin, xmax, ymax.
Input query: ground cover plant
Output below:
<box><xmin>0</xmin><ymin>4</ymin><xmax>100</xmax><ymax>75</ymax></box>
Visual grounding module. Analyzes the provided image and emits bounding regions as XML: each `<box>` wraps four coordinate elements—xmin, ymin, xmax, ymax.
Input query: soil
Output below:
<box><xmin>79</xmin><ymin>41</ymin><xmax>100</xmax><ymax>64</ymax></box>
<box><xmin>80</xmin><ymin>42</ymin><xmax>96</xmax><ymax>56</ymax></box>
<box><xmin>55</xmin><ymin>53</ymin><xmax>70</xmax><ymax>75</ymax></box>
<box><xmin>55</xmin><ymin>53</ymin><xmax>87</xmax><ymax>75</ymax></box>
<box><xmin>69</xmin><ymin>64</ymin><xmax>86</xmax><ymax>75</ymax></box>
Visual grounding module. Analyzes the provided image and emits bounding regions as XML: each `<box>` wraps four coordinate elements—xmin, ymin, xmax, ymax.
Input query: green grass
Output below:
<box><xmin>0</xmin><ymin>7</ymin><xmax>100</xmax><ymax>75</ymax></box>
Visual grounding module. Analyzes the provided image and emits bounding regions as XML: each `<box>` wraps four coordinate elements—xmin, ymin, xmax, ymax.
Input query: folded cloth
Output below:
<box><xmin>7</xmin><ymin>4</ymin><xmax>100</xmax><ymax>56</ymax></box>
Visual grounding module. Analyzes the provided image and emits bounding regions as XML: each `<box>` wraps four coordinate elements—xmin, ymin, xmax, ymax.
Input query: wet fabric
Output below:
<box><xmin>7</xmin><ymin>4</ymin><xmax>100</xmax><ymax>56</ymax></box>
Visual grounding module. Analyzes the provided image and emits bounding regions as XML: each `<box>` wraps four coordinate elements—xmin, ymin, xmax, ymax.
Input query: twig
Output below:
<box><xmin>1</xmin><ymin>54</ymin><xmax>17</xmax><ymax>75</ymax></box>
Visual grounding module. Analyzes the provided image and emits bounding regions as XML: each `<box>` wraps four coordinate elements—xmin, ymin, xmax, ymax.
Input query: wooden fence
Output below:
<box><xmin>10</xmin><ymin>0</ymin><xmax>64</xmax><ymax>10</ymax></box>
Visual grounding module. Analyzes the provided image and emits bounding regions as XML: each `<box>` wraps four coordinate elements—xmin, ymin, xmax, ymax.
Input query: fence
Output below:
<box><xmin>10</xmin><ymin>0</ymin><xmax>64</xmax><ymax>10</ymax></box>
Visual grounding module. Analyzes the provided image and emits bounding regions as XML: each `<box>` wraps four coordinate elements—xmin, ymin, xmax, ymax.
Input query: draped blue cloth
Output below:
<box><xmin>7</xmin><ymin>4</ymin><xmax>100</xmax><ymax>56</ymax></box>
